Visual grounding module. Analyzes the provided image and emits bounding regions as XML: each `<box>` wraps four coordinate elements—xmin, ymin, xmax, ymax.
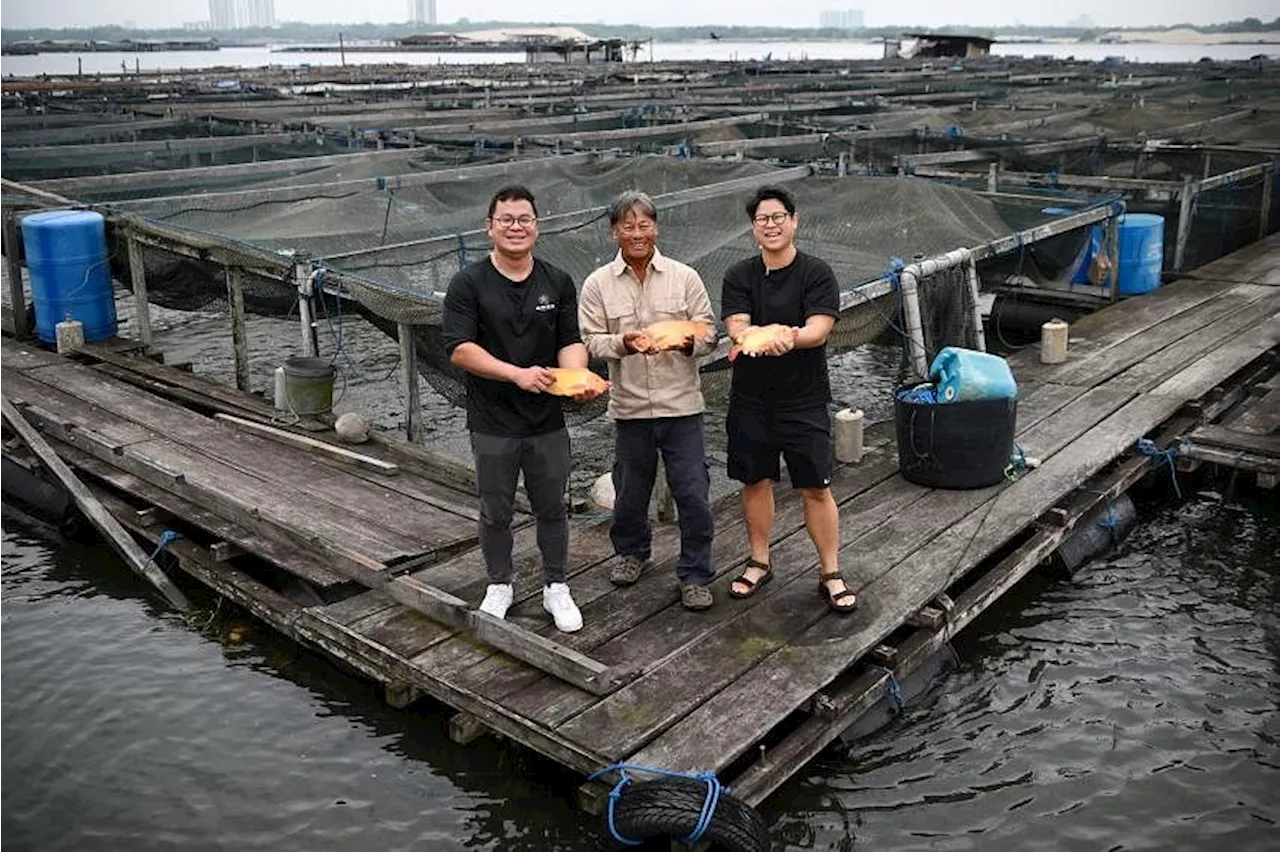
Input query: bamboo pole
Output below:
<box><xmin>1</xmin><ymin>396</ymin><xmax>191</xmax><ymax>611</ymax></box>
<box><xmin>294</xmin><ymin>261</ymin><xmax>318</xmax><ymax>358</ymax></box>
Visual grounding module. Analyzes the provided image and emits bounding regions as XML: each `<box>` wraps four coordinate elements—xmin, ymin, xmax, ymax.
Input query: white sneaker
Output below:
<box><xmin>542</xmin><ymin>583</ymin><xmax>583</xmax><ymax>633</ymax></box>
<box><xmin>478</xmin><ymin>583</ymin><xmax>513</xmax><ymax>619</ymax></box>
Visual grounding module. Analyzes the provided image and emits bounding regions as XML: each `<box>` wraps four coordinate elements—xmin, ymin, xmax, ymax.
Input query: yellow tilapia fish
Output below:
<box><xmin>545</xmin><ymin>368</ymin><xmax>611</xmax><ymax>397</ymax></box>
<box><xmin>728</xmin><ymin>324</ymin><xmax>798</xmax><ymax>362</ymax></box>
<box><xmin>641</xmin><ymin>320</ymin><xmax>715</xmax><ymax>352</ymax></box>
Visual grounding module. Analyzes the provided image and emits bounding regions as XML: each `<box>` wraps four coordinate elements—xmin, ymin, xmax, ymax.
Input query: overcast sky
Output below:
<box><xmin>3</xmin><ymin>0</ymin><xmax>1276</xmax><ymax>30</ymax></box>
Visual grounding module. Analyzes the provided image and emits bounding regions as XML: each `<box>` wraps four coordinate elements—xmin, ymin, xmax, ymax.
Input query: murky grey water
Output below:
<box><xmin>5</xmin><ymin>483</ymin><xmax>1277</xmax><ymax>851</ymax></box>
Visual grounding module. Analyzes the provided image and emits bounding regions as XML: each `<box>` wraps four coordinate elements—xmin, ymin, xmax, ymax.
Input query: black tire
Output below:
<box><xmin>607</xmin><ymin>777</ymin><xmax>771</xmax><ymax>852</ymax></box>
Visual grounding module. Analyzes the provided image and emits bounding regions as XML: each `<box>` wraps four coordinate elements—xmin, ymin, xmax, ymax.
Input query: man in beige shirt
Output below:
<box><xmin>579</xmin><ymin>191</ymin><xmax>718</xmax><ymax>610</ymax></box>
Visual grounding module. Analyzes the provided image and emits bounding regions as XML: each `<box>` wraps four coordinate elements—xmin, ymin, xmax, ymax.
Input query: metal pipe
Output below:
<box><xmin>898</xmin><ymin>267</ymin><xmax>930</xmax><ymax>380</ymax></box>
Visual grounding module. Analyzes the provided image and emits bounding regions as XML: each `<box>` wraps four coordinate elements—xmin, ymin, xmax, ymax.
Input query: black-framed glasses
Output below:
<box><xmin>752</xmin><ymin>211</ymin><xmax>791</xmax><ymax>226</ymax></box>
<box><xmin>492</xmin><ymin>214</ymin><xmax>537</xmax><ymax>228</ymax></box>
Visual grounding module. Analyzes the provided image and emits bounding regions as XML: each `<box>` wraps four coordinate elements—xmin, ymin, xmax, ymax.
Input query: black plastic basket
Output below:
<box><xmin>894</xmin><ymin>390</ymin><xmax>1017</xmax><ymax>489</ymax></box>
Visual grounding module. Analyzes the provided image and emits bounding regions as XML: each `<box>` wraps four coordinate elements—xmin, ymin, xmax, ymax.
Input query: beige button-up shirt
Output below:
<box><xmin>579</xmin><ymin>248</ymin><xmax>717</xmax><ymax>421</ymax></box>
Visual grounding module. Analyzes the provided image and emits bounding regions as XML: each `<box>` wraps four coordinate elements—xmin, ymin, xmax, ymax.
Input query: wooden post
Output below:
<box><xmin>1259</xmin><ymin>163</ymin><xmax>1275</xmax><ymax>240</ymax></box>
<box><xmin>126</xmin><ymin>232</ymin><xmax>154</xmax><ymax>347</ymax></box>
<box><xmin>987</xmin><ymin>162</ymin><xmax>998</xmax><ymax>193</ymax></box>
<box><xmin>2</xmin><ymin>396</ymin><xmax>191</xmax><ymax>611</ymax></box>
<box><xmin>1105</xmin><ymin>209</ymin><xmax>1122</xmax><ymax>303</ymax></box>
<box><xmin>1202</xmin><ymin>150</ymin><xmax>1212</xmax><ymax>179</ymax></box>
<box><xmin>2</xmin><ymin>212</ymin><xmax>30</xmax><ymax>339</ymax></box>
<box><xmin>837</xmin><ymin>151</ymin><xmax>848</xmax><ymax>176</ymax></box>
<box><xmin>1173</xmin><ymin>175</ymin><xmax>1198</xmax><ymax>272</ymax></box>
<box><xmin>398</xmin><ymin>321</ymin><xmax>422</xmax><ymax>442</ymax></box>
<box><xmin>225</xmin><ymin>266</ymin><xmax>251</xmax><ymax>392</ymax></box>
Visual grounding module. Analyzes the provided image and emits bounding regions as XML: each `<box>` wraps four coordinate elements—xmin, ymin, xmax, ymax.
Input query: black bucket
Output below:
<box><xmin>894</xmin><ymin>390</ymin><xmax>1017</xmax><ymax>489</ymax></box>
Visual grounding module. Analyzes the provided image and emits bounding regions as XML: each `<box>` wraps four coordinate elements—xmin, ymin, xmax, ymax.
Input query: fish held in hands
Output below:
<box><xmin>545</xmin><ymin>368</ymin><xmax>611</xmax><ymax>397</ymax></box>
<box><xmin>641</xmin><ymin>319</ymin><xmax>715</xmax><ymax>352</ymax></box>
<box><xmin>728</xmin><ymin>324</ymin><xmax>798</xmax><ymax>362</ymax></box>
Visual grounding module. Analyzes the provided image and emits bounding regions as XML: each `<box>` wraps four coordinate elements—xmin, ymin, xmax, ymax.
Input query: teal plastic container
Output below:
<box><xmin>21</xmin><ymin>209</ymin><xmax>118</xmax><ymax>344</ymax></box>
<box><xmin>929</xmin><ymin>347</ymin><xmax>1018</xmax><ymax>403</ymax></box>
<box><xmin>1117</xmin><ymin>213</ymin><xmax>1164</xmax><ymax>295</ymax></box>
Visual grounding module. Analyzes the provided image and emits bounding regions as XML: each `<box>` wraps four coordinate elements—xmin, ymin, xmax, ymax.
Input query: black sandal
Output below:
<box><xmin>729</xmin><ymin>558</ymin><xmax>773</xmax><ymax>599</ymax></box>
<box><xmin>819</xmin><ymin>570</ymin><xmax>858</xmax><ymax>614</ymax></box>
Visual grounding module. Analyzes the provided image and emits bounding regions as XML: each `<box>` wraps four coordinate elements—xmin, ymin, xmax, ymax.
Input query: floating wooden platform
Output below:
<box><xmin>2</xmin><ymin>236</ymin><xmax>1277</xmax><ymax>812</ymax></box>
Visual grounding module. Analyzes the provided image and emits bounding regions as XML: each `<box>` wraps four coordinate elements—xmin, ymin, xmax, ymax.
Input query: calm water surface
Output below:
<box><xmin>4</xmin><ymin>470</ymin><xmax>1276</xmax><ymax>849</ymax></box>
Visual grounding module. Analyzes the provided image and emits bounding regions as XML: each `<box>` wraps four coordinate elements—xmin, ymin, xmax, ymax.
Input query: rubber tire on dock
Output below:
<box><xmin>607</xmin><ymin>777</ymin><xmax>771</xmax><ymax>851</ymax></box>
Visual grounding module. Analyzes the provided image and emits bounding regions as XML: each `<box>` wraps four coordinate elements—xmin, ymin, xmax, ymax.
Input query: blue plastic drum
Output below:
<box><xmin>20</xmin><ymin>210</ymin><xmax>118</xmax><ymax>344</ymax></box>
<box><xmin>1116</xmin><ymin>213</ymin><xmax>1164</xmax><ymax>295</ymax></box>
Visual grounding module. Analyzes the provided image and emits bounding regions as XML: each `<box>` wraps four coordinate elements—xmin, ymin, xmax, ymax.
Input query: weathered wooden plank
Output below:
<box><xmin>53</xmin><ymin>440</ymin><xmax>349</xmax><ymax>588</ymax></box>
<box><xmin>1048</xmin><ymin>284</ymin><xmax>1273</xmax><ymax>387</ymax></box>
<box><xmin>1009</xmin><ymin>279</ymin><xmax>1233</xmax><ymax>386</ymax></box>
<box><xmin>1187</xmin><ymin>425</ymin><xmax>1279</xmax><ymax>457</ymax></box>
<box><xmin>76</xmin><ymin>343</ymin><xmax>280</xmax><ymax>419</ymax></box>
<box><xmin>25</xmin><ymin>361</ymin><xmax>460</xmax><ymax>554</ymax></box>
<box><xmin>0</xmin><ymin>338</ymin><xmax>63</xmax><ymax>371</ymax></box>
<box><xmin>1181</xmin><ymin>232</ymin><xmax>1280</xmax><ymax>285</ymax></box>
<box><xmin>300</xmin><ymin>608</ymin><xmax>608</xmax><ymax>775</ymax></box>
<box><xmin>548</xmin><ymin>382</ymin><xmax>1137</xmax><ymax>755</ymax></box>
<box><xmin>213</xmin><ymin>413</ymin><xmax>400</xmax><ymax>475</ymax></box>
<box><xmin>1</xmin><ymin>368</ymin><xmax>154</xmax><ymax>449</ymax></box>
<box><xmin>626</xmin><ymin>327</ymin><xmax>1280</xmax><ymax>776</ymax></box>
<box><xmin>1</xmin><ymin>395</ymin><xmax>191</xmax><ymax>611</ymax></box>
<box><xmin>1106</xmin><ymin>289</ymin><xmax>1280</xmax><ymax>392</ymax></box>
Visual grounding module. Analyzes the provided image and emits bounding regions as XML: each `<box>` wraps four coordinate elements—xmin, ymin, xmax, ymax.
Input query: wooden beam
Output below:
<box><xmin>225</xmin><ymin>267</ymin><xmax>250</xmax><ymax>392</ymax></box>
<box><xmin>212</xmin><ymin>413</ymin><xmax>400</xmax><ymax>475</ymax></box>
<box><xmin>1260</xmin><ymin>164</ymin><xmax>1275</xmax><ymax>242</ymax></box>
<box><xmin>4</xmin><ymin>132</ymin><xmax>301</xmax><ymax>162</ymax></box>
<box><xmin>1174</xmin><ymin>175</ymin><xmax>1198</xmax><ymax>273</ymax></box>
<box><xmin>1</xmin><ymin>395</ymin><xmax>191</xmax><ymax>611</ymax></box>
<box><xmin>125</xmin><ymin>232</ymin><xmax>153</xmax><ymax>347</ymax></box>
<box><xmin>2</xmin><ymin>212</ymin><xmax>30</xmax><ymax>340</ymax></box>
<box><xmin>525</xmin><ymin>113</ymin><xmax>765</xmax><ymax>146</ymax></box>
<box><xmin>398</xmin><ymin>322</ymin><xmax>422</xmax><ymax>442</ymax></box>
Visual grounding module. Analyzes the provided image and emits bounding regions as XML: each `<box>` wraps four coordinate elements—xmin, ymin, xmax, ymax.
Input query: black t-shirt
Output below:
<box><xmin>720</xmin><ymin>250</ymin><xmax>841</xmax><ymax>410</ymax></box>
<box><xmin>441</xmin><ymin>256</ymin><xmax>582</xmax><ymax>436</ymax></box>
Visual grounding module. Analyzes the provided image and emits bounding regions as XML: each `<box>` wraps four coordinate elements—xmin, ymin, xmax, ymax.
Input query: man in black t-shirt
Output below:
<box><xmin>720</xmin><ymin>185</ymin><xmax>858</xmax><ymax>614</ymax></box>
<box><xmin>441</xmin><ymin>185</ymin><xmax>605</xmax><ymax>633</ymax></box>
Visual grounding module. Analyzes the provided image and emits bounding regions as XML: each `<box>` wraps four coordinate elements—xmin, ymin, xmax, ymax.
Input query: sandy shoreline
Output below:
<box><xmin>1100</xmin><ymin>27</ymin><xmax>1280</xmax><ymax>45</ymax></box>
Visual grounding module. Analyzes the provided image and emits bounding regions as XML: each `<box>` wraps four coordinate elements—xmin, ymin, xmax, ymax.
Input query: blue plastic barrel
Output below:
<box><xmin>20</xmin><ymin>210</ymin><xmax>118</xmax><ymax>344</ymax></box>
<box><xmin>1116</xmin><ymin>213</ymin><xmax>1164</xmax><ymax>295</ymax></box>
<box><xmin>929</xmin><ymin>347</ymin><xmax>1018</xmax><ymax>403</ymax></box>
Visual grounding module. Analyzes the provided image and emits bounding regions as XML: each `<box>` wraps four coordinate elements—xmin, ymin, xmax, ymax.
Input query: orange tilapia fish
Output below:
<box><xmin>545</xmin><ymin>368</ymin><xmax>611</xmax><ymax>397</ymax></box>
<box><xmin>641</xmin><ymin>320</ymin><xmax>715</xmax><ymax>352</ymax></box>
<box><xmin>728</xmin><ymin>324</ymin><xmax>798</xmax><ymax>362</ymax></box>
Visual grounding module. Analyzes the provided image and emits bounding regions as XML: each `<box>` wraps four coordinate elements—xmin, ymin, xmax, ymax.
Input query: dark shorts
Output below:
<box><xmin>726</xmin><ymin>403</ymin><xmax>832</xmax><ymax>489</ymax></box>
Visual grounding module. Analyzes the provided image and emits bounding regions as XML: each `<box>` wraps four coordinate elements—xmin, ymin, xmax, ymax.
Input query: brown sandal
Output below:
<box><xmin>729</xmin><ymin>558</ymin><xmax>773</xmax><ymax>599</ymax></box>
<box><xmin>819</xmin><ymin>570</ymin><xmax>858</xmax><ymax>614</ymax></box>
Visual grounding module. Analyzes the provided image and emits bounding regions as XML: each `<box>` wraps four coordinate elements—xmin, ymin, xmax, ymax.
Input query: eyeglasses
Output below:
<box><xmin>618</xmin><ymin>221</ymin><xmax>655</xmax><ymax>235</ymax></box>
<box><xmin>491</xmin><ymin>214</ymin><xmax>537</xmax><ymax>229</ymax></box>
<box><xmin>752</xmin><ymin>211</ymin><xmax>791</xmax><ymax>226</ymax></box>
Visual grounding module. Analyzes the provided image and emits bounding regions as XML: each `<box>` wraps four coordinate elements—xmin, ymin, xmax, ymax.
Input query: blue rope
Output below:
<box><xmin>587</xmin><ymin>763</ymin><xmax>724</xmax><ymax>846</ymax></box>
<box><xmin>884</xmin><ymin>256</ymin><xmax>905</xmax><ymax>290</ymax></box>
<box><xmin>1136</xmin><ymin>438</ymin><xmax>1182</xmax><ymax>498</ymax></box>
<box><xmin>1082</xmin><ymin>487</ymin><xmax>1119</xmax><ymax>545</ymax></box>
<box><xmin>874</xmin><ymin>666</ymin><xmax>904</xmax><ymax>713</ymax></box>
<box><xmin>148</xmin><ymin>529</ymin><xmax>182</xmax><ymax>563</ymax></box>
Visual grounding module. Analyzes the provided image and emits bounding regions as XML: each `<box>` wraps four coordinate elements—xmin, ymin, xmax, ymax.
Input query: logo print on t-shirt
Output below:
<box><xmin>535</xmin><ymin>293</ymin><xmax>557</xmax><ymax>312</ymax></box>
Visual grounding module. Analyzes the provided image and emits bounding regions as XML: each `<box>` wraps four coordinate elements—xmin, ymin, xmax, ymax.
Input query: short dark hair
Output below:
<box><xmin>488</xmin><ymin>185</ymin><xmax>538</xmax><ymax>219</ymax></box>
<box><xmin>745</xmin><ymin>185</ymin><xmax>796</xmax><ymax>219</ymax></box>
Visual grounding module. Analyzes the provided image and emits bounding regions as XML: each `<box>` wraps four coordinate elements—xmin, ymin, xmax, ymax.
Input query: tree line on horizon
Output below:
<box><xmin>3</xmin><ymin>17</ymin><xmax>1278</xmax><ymax>46</ymax></box>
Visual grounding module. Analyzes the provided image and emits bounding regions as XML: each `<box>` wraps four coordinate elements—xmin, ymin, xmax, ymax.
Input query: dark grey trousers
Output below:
<box><xmin>471</xmin><ymin>429</ymin><xmax>571</xmax><ymax>585</ymax></box>
<box><xmin>612</xmin><ymin>415</ymin><xmax>715</xmax><ymax>585</ymax></box>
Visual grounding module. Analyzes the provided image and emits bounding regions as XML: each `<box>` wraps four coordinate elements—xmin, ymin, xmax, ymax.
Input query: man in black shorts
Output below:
<box><xmin>720</xmin><ymin>185</ymin><xmax>858</xmax><ymax>613</ymax></box>
<box><xmin>442</xmin><ymin>185</ymin><xmax>605</xmax><ymax>633</ymax></box>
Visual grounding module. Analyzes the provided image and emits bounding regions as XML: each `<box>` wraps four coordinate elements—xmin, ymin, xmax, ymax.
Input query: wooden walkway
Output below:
<box><xmin>2</xmin><ymin>234</ymin><xmax>1278</xmax><ymax>810</ymax></box>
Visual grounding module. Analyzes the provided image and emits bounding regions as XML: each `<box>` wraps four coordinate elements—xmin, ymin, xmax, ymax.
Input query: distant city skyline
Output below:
<box><xmin>3</xmin><ymin>0</ymin><xmax>1276</xmax><ymax>30</ymax></box>
<box><xmin>409</xmin><ymin>0</ymin><xmax>436</xmax><ymax>26</ymax></box>
<box><xmin>207</xmin><ymin>0</ymin><xmax>274</xmax><ymax>29</ymax></box>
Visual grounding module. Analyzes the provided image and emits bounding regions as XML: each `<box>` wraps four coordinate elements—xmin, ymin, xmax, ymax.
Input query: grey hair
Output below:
<box><xmin>607</xmin><ymin>190</ymin><xmax>658</xmax><ymax>226</ymax></box>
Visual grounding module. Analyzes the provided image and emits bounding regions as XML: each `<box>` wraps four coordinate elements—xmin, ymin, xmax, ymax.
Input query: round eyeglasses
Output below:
<box><xmin>752</xmin><ymin>211</ymin><xmax>791</xmax><ymax>226</ymax></box>
<box><xmin>492</xmin><ymin>214</ymin><xmax>537</xmax><ymax>229</ymax></box>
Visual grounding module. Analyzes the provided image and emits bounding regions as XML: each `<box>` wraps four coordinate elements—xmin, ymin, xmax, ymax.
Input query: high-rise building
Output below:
<box><xmin>208</xmin><ymin>0</ymin><xmax>274</xmax><ymax>29</ymax></box>
<box><xmin>819</xmin><ymin>9</ymin><xmax>865</xmax><ymax>30</ymax></box>
<box><xmin>410</xmin><ymin>0</ymin><xmax>437</xmax><ymax>25</ymax></box>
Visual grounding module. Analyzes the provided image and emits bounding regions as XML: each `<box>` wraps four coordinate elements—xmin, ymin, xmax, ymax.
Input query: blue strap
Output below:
<box><xmin>586</xmin><ymin>762</ymin><xmax>725</xmax><ymax>845</ymax></box>
<box><xmin>884</xmin><ymin>256</ymin><xmax>905</xmax><ymax>290</ymax></box>
<box><xmin>1083</xmin><ymin>488</ymin><xmax>1119</xmax><ymax>545</ymax></box>
<box><xmin>1136</xmin><ymin>438</ymin><xmax>1182</xmax><ymax>498</ymax></box>
<box><xmin>148</xmin><ymin>529</ymin><xmax>182</xmax><ymax>563</ymax></box>
<box><xmin>875</xmin><ymin>666</ymin><xmax>904</xmax><ymax>713</ymax></box>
